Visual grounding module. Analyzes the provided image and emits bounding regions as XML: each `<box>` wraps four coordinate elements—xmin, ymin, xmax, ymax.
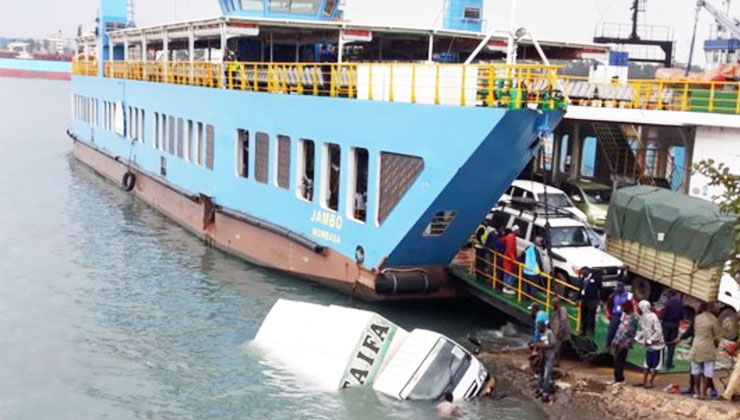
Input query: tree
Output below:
<box><xmin>694</xmin><ymin>159</ymin><xmax>740</xmax><ymax>278</ymax></box>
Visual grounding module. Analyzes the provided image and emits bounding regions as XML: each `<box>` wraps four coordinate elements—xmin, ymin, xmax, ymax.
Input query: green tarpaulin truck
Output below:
<box><xmin>605</xmin><ymin>186</ymin><xmax>739</xmax><ymax>322</ymax></box>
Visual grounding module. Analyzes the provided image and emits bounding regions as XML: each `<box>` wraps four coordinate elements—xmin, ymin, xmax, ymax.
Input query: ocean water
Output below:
<box><xmin>0</xmin><ymin>77</ymin><xmax>544</xmax><ymax>420</ymax></box>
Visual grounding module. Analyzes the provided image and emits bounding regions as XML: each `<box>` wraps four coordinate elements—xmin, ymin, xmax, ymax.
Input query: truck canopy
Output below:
<box><xmin>606</xmin><ymin>186</ymin><xmax>737</xmax><ymax>269</ymax></box>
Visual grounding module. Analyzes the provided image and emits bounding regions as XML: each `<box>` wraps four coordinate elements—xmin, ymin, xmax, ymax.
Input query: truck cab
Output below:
<box><xmin>253</xmin><ymin>299</ymin><xmax>490</xmax><ymax>401</ymax></box>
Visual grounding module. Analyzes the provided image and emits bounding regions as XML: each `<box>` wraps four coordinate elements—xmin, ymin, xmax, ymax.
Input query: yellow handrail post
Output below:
<box><xmin>492</xmin><ymin>251</ymin><xmax>498</xmax><ymax>288</ymax></box>
<box><xmin>368</xmin><ymin>64</ymin><xmax>374</xmax><ymax>100</ymax></box>
<box><xmin>297</xmin><ymin>64</ymin><xmax>304</xmax><ymax>95</ymax></box>
<box><xmin>709</xmin><ymin>82</ymin><xmax>716</xmax><ymax>113</ymax></box>
<box><xmin>682</xmin><ymin>82</ymin><xmax>690</xmax><ymax>111</ymax></box>
<box><xmin>330</xmin><ymin>65</ymin><xmax>336</xmax><ymax>97</ymax></box>
<box><xmin>348</xmin><ymin>65</ymin><xmax>355</xmax><ymax>98</ymax></box>
<box><xmin>517</xmin><ymin>264</ymin><xmax>523</xmax><ymax>303</ymax></box>
<box><xmin>281</xmin><ymin>65</ymin><xmax>289</xmax><ymax>93</ymax></box>
<box><xmin>632</xmin><ymin>81</ymin><xmax>640</xmax><ymax>108</ymax></box>
<box><xmin>486</xmin><ymin>66</ymin><xmax>494</xmax><ymax>107</ymax></box>
<box><xmin>240</xmin><ymin>64</ymin><xmax>247</xmax><ymax>91</ymax></box>
<box><xmin>227</xmin><ymin>63</ymin><xmax>234</xmax><ymax>90</ymax></box>
<box><xmin>735</xmin><ymin>84</ymin><xmax>740</xmax><ymax>114</ymax></box>
<box><xmin>312</xmin><ymin>66</ymin><xmax>319</xmax><ymax>96</ymax></box>
<box><xmin>434</xmin><ymin>65</ymin><xmax>440</xmax><ymax>105</ymax></box>
<box><xmin>253</xmin><ymin>63</ymin><xmax>259</xmax><ymax>92</ymax></box>
<box><xmin>460</xmin><ymin>64</ymin><xmax>466</xmax><ymax>106</ymax></box>
<box><xmin>656</xmin><ymin>81</ymin><xmax>664</xmax><ymax>110</ymax></box>
<box><xmin>411</xmin><ymin>64</ymin><xmax>416</xmax><ymax>104</ymax></box>
<box><xmin>545</xmin><ymin>275</ymin><xmax>552</xmax><ymax>314</ymax></box>
<box><xmin>389</xmin><ymin>65</ymin><xmax>394</xmax><ymax>102</ymax></box>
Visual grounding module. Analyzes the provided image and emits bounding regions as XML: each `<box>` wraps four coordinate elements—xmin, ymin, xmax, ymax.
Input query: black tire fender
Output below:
<box><xmin>122</xmin><ymin>171</ymin><xmax>136</xmax><ymax>192</ymax></box>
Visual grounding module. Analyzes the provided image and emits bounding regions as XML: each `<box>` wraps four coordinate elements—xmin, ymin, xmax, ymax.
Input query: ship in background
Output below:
<box><xmin>0</xmin><ymin>34</ymin><xmax>74</xmax><ymax>80</ymax></box>
<box><xmin>68</xmin><ymin>0</ymin><xmax>582</xmax><ymax>300</ymax></box>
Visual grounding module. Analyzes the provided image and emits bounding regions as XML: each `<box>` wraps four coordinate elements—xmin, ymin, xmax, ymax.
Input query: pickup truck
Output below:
<box><xmin>253</xmin><ymin>299</ymin><xmax>491</xmax><ymax>401</ymax></box>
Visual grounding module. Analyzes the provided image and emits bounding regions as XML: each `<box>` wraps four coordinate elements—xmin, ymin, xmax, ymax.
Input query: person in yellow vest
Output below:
<box><xmin>473</xmin><ymin>220</ymin><xmax>492</xmax><ymax>282</ymax></box>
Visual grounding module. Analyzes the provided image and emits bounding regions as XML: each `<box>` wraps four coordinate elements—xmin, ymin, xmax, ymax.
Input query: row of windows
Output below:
<box><xmin>73</xmin><ymin>97</ymin><xmax>422</xmax><ymax>226</ymax></box>
<box><xmin>73</xmin><ymin>95</ymin><xmax>98</xmax><ymax>126</ymax></box>
<box><xmin>74</xmin><ymin>97</ymin><xmax>216</xmax><ymax>172</ymax></box>
<box><xmin>154</xmin><ymin>113</ymin><xmax>215</xmax><ymax>170</ymax></box>
<box><xmin>234</xmin><ymin>131</ymin><xmax>382</xmax><ymax>224</ymax></box>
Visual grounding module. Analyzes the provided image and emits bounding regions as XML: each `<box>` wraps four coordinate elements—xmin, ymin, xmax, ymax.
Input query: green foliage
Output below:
<box><xmin>694</xmin><ymin>159</ymin><xmax>740</xmax><ymax>277</ymax></box>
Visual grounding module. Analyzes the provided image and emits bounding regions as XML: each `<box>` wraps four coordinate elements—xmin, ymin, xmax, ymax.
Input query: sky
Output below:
<box><xmin>1</xmin><ymin>0</ymin><xmax>738</xmax><ymax>65</ymax></box>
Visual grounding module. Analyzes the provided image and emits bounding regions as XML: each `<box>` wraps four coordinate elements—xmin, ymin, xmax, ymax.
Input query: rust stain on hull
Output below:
<box><xmin>71</xmin><ymin>139</ymin><xmax>459</xmax><ymax>301</ymax></box>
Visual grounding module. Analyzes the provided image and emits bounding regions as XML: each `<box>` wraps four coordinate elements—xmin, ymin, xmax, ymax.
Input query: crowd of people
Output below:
<box><xmin>472</xmin><ymin>220</ymin><xmax>739</xmax><ymax>404</ymax></box>
<box><xmin>525</xmin><ymin>272</ymin><xmax>740</xmax><ymax>403</ymax></box>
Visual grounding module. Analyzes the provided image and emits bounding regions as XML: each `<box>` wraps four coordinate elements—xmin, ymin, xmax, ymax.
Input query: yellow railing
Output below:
<box><xmin>469</xmin><ymin>247</ymin><xmax>582</xmax><ymax>333</ymax></box>
<box><xmin>95</xmin><ymin>60</ymin><xmax>564</xmax><ymax>110</ymax></box>
<box><xmin>86</xmin><ymin>60</ymin><xmax>740</xmax><ymax>115</ymax></box>
<box><xmin>71</xmin><ymin>60</ymin><xmax>97</xmax><ymax>76</ymax></box>
<box><xmin>561</xmin><ymin>75</ymin><xmax>740</xmax><ymax>115</ymax></box>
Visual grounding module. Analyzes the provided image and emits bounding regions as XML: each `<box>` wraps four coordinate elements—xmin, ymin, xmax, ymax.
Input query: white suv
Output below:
<box><xmin>489</xmin><ymin>203</ymin><xmax>626</xmax><ymax>293</ymax></box>
<box><xmin>500</xmin><ymin>180</ymin><xmax>588</xmax><ymax>224</ymax></box>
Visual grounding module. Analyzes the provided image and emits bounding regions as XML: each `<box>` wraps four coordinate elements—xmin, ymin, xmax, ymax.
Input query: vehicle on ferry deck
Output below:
<box><xmin>500</xmin><ymin>180</ymin><xmax>588</xmax><ymax>223</ymax></box>
<box><xmin>490</xmin><ymin>202</ymin><xmax>625</xmax><ymax>293</ymax></box>
<box><xmin>559</xmin><ymin>180</ymin><xmax>612</xmax><ymax>231</ymax></box>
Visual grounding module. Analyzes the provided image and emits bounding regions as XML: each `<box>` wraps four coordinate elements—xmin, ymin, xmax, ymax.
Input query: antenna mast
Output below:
<box><xmin>127</xmin><ymin>0</ymin><xmax>135</xmax><ymax>27</ymax></box>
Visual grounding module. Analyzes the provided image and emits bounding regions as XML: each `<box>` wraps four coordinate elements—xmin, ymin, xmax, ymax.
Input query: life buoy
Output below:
<box><xmin>122</xmin><ymin>171</ymin><xmax>136</xmax><ymax>192</ymax></box>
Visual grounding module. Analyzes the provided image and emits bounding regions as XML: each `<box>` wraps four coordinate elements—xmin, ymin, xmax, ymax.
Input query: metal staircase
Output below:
<box><xmin>592</xmin><ymin>122</ymin><xmax>655</xmax><ymax>185</ymax></box>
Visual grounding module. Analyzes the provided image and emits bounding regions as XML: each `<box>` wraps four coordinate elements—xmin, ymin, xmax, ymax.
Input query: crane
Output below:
<box><xmin>686</xmin><ymin>0</ymin><xmax>740</xmax><ymax>73</ymax></box>
<box><xmin>699</xmin><ymin>0</ymin><xmax>740</xmax><ymax>39</ymax></box>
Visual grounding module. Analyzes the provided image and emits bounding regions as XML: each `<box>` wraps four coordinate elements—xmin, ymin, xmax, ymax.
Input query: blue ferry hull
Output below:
<box><xmin>70</xmin><ymin>75</ymin><xmax>563</xmax><ymax>299</ymax></box>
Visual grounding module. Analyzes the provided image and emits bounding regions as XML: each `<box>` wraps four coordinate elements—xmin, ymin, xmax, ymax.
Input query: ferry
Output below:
<box><xmin>67</xmin><ymin>0</ymin><xmax>600</xmax><ymax>300</ymax></box>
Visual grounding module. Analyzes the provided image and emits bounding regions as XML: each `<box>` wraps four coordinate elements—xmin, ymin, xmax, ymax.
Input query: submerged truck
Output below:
<box><xmin>604</xmin><ymin>186</ymin><xmax>739</xmax><ymax>323</ymax></box>
<box><xmin>253</xmin><ymin>299</ymin><xmax>491</xmax><ymax>401</ymax></box>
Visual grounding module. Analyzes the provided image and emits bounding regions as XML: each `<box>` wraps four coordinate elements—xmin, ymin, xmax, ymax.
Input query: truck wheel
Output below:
<box><xmin>718</xmin><ymin>308</ymin><xmax>739</xmax><ymax>341</ymax></box>
<box><xmin>631</xmin><ymin>276</ymin><xmax>651</xmax><ymax>302</ymax></box>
